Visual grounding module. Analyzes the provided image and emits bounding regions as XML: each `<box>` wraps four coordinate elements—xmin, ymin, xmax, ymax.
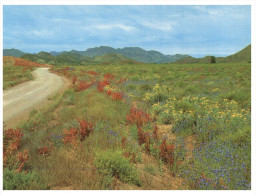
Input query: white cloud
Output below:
<box><xmin>52</xmin><ymin>18</ymin><xmax>76</xmax><ymax>23</ymax></box>
<box><xmin>168</xmin><ymin>14</ymin><xmax>180</xmax><ymax>18</ymax></box>
<box><xmin>31</xmin><ymin>30</ymin><xmax>52</xmax><ymax>38</ymax></box>
<box><xmin>95</xmin><ymin>24</ymin><xmax>136</xmax><ymax>31</ymax></box>
<box><xmin>193</xmin><ymin>6</ymin><xmax>222</xmax><ymax>15</ymax></box>
<box><xmin>142</xmin><ymin>21</ymin><xmax>174</xmax><ymax>31</ymax></box>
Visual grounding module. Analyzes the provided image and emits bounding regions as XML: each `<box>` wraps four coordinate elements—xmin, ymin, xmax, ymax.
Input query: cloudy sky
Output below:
<box><xmin>3</xmin><ymin>5</ymin><xmax>251</xmax><ymax>57</ymax></box>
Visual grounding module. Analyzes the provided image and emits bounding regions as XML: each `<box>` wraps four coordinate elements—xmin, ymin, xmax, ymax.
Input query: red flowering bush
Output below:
<box><xmin>14</xmin><ymin>57</ymin><xmax>46</xmax><ymax>67</ymax></box>
<box><xmin>97</xmin><ymin>80</ymin><xmax>110</xmax><ymax>92</ymax></box>
<box><xmin>78</xmin><ymin>119</ymin><xmax>94</xmax><ymax>141</ymax></box>
<box><xmin>38</xmin><ymin>147</ymin><xmax>50</xmax><ymax>156</ymax></box>
<box><xmin>137</xmin><ymin>128</ymin><xmax>150</xmax><ymax>153</ymax></box>
<box><xmin>16</xmin><ymin>150</ymin><xmax>29</xmax><ymax>173</ymax></box>
<box><xmin>104</xmin><ymin>73</ymin><xmax>114</xmax><ymax>81</ymax></box>
<box><xmin>123</xmin><ymin>151</ymin><xmax>136</xmax><ymax>163</ymax></box>
<box><xmin>111</xmin><ymin>92</ymin><xmax>123</xmax><ymax>101</ymax></box>
<box><xmin>63</xmin><ymin>119</ymin><xmax>94</xmax><ymax>144</ymax></box>
<box><xmin>106</xmin><ymin>90</ymin><xmax>112</xmax><ymax>96</ymax></box>
<box><xmin>3</xmin><ymin>128</ymin><xmax>24</xmax><ymax>165</ymax></box>
<box><xmin>121</xmin><ymin>136</ymin><xmax>126</xmax><ymax>148</ymax></box>
<box><xmin>116</xmin><ymin>78</ymin><xmax>128</xmax><ymax>84</ymax></box>
<box><xmin>76</xmin><ymin>81</ymin><xmax>92</xmax><ymax>92</ymax></box>
<box><xmin>72</xmin><ymin>75</ymin><xmax>77</xmax><ymax>84</ymax></box>
<box><xmin>159</xmin><ymin>139</ymin><xmax>175</xmax><ymax>166</ymax></box>
<box><xmin>87</xmin><ymin>71</ymin><xmax>100</xmax><ymax>76</ymax></box>
<box><xmin>126</xmin><ymin>106</ymin><xmax>151</xmax><ymax>128</ymax></box>
<box><xmin>63</xmin><ymin>128</ymin><xmax>78</xmax><ymax>145</ymax></box>
<box><xmin>152</xmin><ymin>125</ymin><xmax>159</xmax><ymax>140</ymax></box>
<box><xmin>138</xmin><ymin>127</ymin><xmax>146</xmax><ymax>145</ymax></box>
<box><xmin>38</xmin><ymin>143</ymin><xmax>54</xmax><ymax>157</ymax></box>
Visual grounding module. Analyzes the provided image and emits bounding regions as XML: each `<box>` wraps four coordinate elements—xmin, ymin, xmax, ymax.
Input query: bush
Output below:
<box><xmin>63</xmin><ymin>89</ymin><xmax>76</xmax><ymax>105</ymax></box>
<box><xmin>210</xmin><ymin>56</ymin><xmax>216</xmax><ymax>63</ymax></box>
<box><xmin>95</xmin><ymin>149</ymin><xmax>141</xmax><ymax>186</ymax></box>
<box><xmin>221</xmin><ymin>125</ymin><xmax>251</xmax><ymax>146</ymax></box>
<box><xmin>125</xmin><ymin>84</ymin><xmax>137</xmax><ymax>90</ymax></box>
<box><xmin>3</xmin><ymin>169</ymin><xmax>47</xmax><ymax>190</ymax></box>
<box><xmin>144</xmin><ymin>84</ymin><xmax>169</xmax><ymax>104</ymax></box>
<box><xmin>139</xmin><ymin>84</ymin><xmax>152</xmax><ymax>91</ymax></box>
<box><xmin>222</xmin><ymin>91</ymin><xmax>250</xmax><ymax>105</ymax></box>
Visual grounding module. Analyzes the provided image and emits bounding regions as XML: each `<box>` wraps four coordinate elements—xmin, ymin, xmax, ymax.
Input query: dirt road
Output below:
<box><xmin>3</xmin><ymin>68</ymin><xmax>65</xmax><ymax>126</ymax></box>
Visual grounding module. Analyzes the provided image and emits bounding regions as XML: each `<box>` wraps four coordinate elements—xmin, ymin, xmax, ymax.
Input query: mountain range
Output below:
<box><xmin>50</xmin><ymin>46</ymin><xmax>190</xmax><ymax>64</ymax></box>
<box><xmin>3</xmin><ymin>44</ymin><xmax>251</xmax><ymax>65</ymax></box>
<box><xmin>3</xmin><ymin>46</ymin><xmax>189</xmax><ymax>64</ymax></box>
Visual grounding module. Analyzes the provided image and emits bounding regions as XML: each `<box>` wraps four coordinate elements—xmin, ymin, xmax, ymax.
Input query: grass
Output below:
<box><xmin>3</xmin><ymin>61</ymin><xmax>250</xmax><ymax>190</ymax></box>
<box><xmin>3</xmin><ymin>63</ymin><xmax>34</xmax><ymax>90</ymax></box>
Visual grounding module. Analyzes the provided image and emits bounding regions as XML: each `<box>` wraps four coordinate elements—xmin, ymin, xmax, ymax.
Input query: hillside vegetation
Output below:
<box><xmin>3</xmin><ymin>49</ymin><xmax>26</xmax><ymax>57</ymax></box>
<box><xmin>176</xmin><ymin>45</ymin><xmax>251</xmax><ymax>64</ymax></box>
<box><xmin>3</xmin><ymin>59</ymin><xmax>251</xmax><ymax>190</ymax></box>
<box><xmin>4</xmin><ymin>46</ymin><xmax>189</xmax><ymax>64</ymax></box>
<box><xmin>72</xmin><ymin>46</ymin><xmax>190</xmax><ymax>63</ymax></box>
<box><xmin>3</xmin><ymin>56</ymin><xmax>48</xmax><ymax>89</ymax></box>
<box><xmin>225</xmin><ymin>45</ymin><xmax>251</xmax><ymax>62</ymax></box>
<box><xmin>21</xmin><ymin>52</ymin><xmax>142</xmax><ymax>66</ymax></box>
<box><xmin>4</xmin><ymin>44</ymin><xmax>250</xmax><ymax>65</ymax></box>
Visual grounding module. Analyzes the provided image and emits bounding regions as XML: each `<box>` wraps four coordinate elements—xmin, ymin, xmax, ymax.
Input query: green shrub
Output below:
<box><xmin>139</xmin><ymin>84</ymin><xmax>152</xmax><ymax>91</ymax></box>
<box><xmin>125</xmin><ymin>84</ymin><xmax>137</xmax><ymax>91</ymax></box>
<box><xmin>144</xmin><ymin>164</ymin><xmax>156</xmax><ymax>175</ymax></box>
<box><xmin>129</xmin><ymin>124</ymin><xmax>139</xmax><ymax>140</ymax></box>
<box><xmin>29</xmin><ymin>109</ymin><xmax>38</xmax><ymax>118</ymax></box>
<box><xmin>63</xmin><ymin>89</ymin><xmax>76</xmax><ymax>105</ymax></box>
<box><xmin>184</xmin><ymin>85</ymin><xmax>200</xmax><ymax>95</ymax></box>
<box><xmin>221</xmin><ymin>125</ymin><xmax>251</xmax><ymax>146</ymax></box>
<box><xmin>95</xmin><ymin>149</ymin><xmax>141</xmax><ymax>186</ymax></box>
<box><xmin>222</xmin><ymin>91</ymin><xmax>250</xmax><ymax>104</ymax></box>
<box><xmin>3</xmin><ymin>169</ymin><xmax>47</xmax><ymax>190</ymax></box>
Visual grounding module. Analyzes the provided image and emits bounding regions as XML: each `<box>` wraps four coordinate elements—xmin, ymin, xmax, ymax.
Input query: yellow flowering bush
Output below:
<box><xmin>149</xmin><ymin>93</ymin><xmax>250</xmax><ymax>142</ymax></box>
<box><xmin>143</xmin><ymin>84</ymin><xmax>169</xmax><ymax>104</ymax></box>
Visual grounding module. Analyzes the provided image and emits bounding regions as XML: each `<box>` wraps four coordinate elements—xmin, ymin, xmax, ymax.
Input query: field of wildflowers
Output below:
<box><xmin>3</xmin><ymin>61</ymin><xmax>250</xmax><ymax>190</ymax></box>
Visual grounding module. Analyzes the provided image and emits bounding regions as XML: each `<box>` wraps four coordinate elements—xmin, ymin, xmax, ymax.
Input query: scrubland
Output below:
<box><xmin>3</xmin><ymin>62</ymin><xmax>250</xmax><ymax>190</ymax></box>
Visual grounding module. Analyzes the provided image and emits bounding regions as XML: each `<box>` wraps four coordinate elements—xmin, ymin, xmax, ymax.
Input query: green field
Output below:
<box><xmin>3</xmin><ymin>62</ymin><xmax>251</xmax><ymax>190</ymax></box>
<box><xmin>3</xmin><ymin>57</ymin><xmax>34</xmax><ymax>90</ymax></box>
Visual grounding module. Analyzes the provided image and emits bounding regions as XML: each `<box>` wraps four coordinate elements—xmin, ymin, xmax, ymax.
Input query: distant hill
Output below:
<box><xmin>225</xmin><ymin>44</ymin><xmax>251</xmax><ymax>63</ymax></box>
<box><xmin>175</xmin><ymin>56</ymin><xmax>216</xmax><ymax>64</ymax></box>
<box><xmin>3</xmin><ymin>49</ymin><xmax>26</xmax><ymax>57</ymax></box>
<box><xmin>176</xmin><ymin>44</ymin><xmax>251</xmax><ymax>64</ymax></box>
<box><xmin>50</xmin><ymin>46</ymin><xmax>190</xmax><ymax>63</ymax></box>
<box><xmin>92</xmin><ymin>53</ymin><xmax>142</xmax><ymax>65</ymax></box>
<box><xmin>20</xmin><ymin>51</ymin><xmax>141</xmax><ymax>66</ymax></box>
<box><xmin>92</xmin><ymin>53</ymin><xmax>128</xmax><ymax>63</ymax></box>
<box><xmin>5</xmin><ymin>46</ymin><xmax>189</xmax><ymax>64</ymax></box>
<box><xmin>5</xmin><ymin>44</ymin><xmax>250</xmax><ymax>65</ymax></box>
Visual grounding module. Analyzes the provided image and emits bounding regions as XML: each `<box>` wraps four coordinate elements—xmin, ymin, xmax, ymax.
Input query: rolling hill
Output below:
<box><xmin>4</xmin><ymin>44</ymin><xmax>250</xmax><ymax>65</ymax></box>
<box><xmin>3</xmin><ymin>49</ymin><xmax>26</xmax><ymax>57</ymax></box>
<box><xmin>50</xmin><ymin>46</ymin><xmax>190</xmax><ymax>63</ymax></box>
<box><xmin>225</xmin><ymin>44</ymin><xmax>251</xmax><ymax>62</ymax></box>
<box><xmin>19</xmin><ymin>51</ymin><xmax>141</xmax><ymax>66</ymax></box>
<box><xmin>5</xmin><ymin>46</ymin><xmax>189</xmax><ymax>64</ymax></box>
<box><xmin>175</xmin><ymin>44</ymin><xmax>251</xmax><ymax>64</ymax></box>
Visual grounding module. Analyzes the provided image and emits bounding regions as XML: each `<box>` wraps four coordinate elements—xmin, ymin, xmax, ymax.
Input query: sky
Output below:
<box><xmin>3</xmin><ymin>5</ymin><xmax>251</xmax><ymax>57</ymax></box>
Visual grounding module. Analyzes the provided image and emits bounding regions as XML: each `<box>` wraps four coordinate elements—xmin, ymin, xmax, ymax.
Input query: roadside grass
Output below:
<box><xmin>3</xmin><ymin>65</ymin><xmax>34</xmax><ymax>90</ymax></box>
<box><xmin>3</xmin><ymin>61</ymin><xmax>250</xmax><ymax>190</ymax></box>
<box><xmin>3</xmin><ymin>56</ymin><xmax>49</xmax><ymax>90</ymax></box>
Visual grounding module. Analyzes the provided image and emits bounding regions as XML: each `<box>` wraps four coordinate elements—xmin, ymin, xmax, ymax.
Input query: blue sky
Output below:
<box><xmin>3</xmin><ymin>5</ymin><xmax>251</xmax><ymax>57</ymax></box>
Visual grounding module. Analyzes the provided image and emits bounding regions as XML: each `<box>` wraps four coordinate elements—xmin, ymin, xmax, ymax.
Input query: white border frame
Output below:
<box><xmin>0</xmin><ymin>1</ymin><xmax>255</xmax><ymax>195</ymax></box>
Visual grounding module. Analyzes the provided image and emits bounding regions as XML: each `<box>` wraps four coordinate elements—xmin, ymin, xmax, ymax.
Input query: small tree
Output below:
<box><xmin>210</xmin><ymin>56</ymin><xmax>216</xmax><ymax>63</ymax></box>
